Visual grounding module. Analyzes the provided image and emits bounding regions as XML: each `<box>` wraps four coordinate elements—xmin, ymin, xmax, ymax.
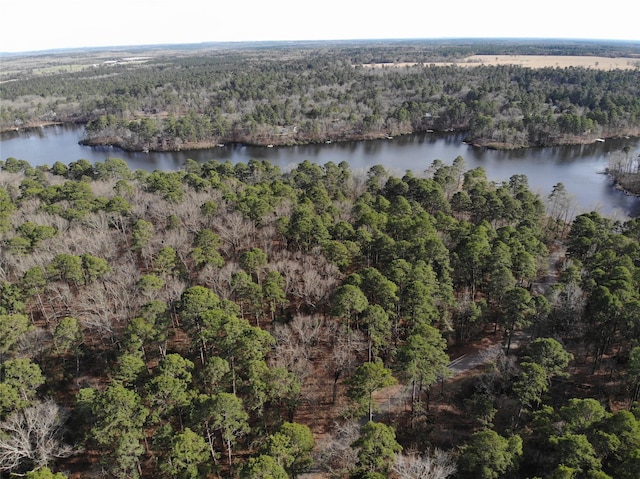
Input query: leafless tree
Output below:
<box><xmin>270</xmin><ymin>314</ymin><xmax>328</xmax><ymax>384</ymax></box>
<box><xmin>315</xmin><ymin>420</ymin><xmax>359</xmax><ymax>478</ymax></box>
<box><xmin>326</xmin><ymin>328</ymin><xmax>367</xmax><ymax>404</ymax></box>
<box><xmin>74</xmin><ymin>283</ymin><xmax>118</xmax><ymax>341</ymax></box>
<box><xmin>15</xmin><ymin>327</ymin><xmax>51</xmax><ymax>360</ymax></box>
<box><xmin>164</xmin><ymin>190</ymin><xmax>210</xmax><ymax>234</ymax></box>
<box><xmin>158</xmin><ymin>275</ymin><xmax>187</xmax><ymax>306</ymax></box>
<box><xmin>161</xmin><ymin>227</ymin><xmax>193</xmax><ymax>266</ymax></box>
<box><xmin>283</xmin><ymin>249</ymin><xmax>340</xmax><ymax>312</ymax></box>
<box><xmin>43</xmin><ymin>282</ymin><xmax>74</xmax><ymax>322</ymax></box>
<box><xmin>270</xmin><ymin>332</ymin><xmax>311</xmax><ymax>385</ymax></box>
<box><xmin>289</xmin><ymin>314</ymin><xmax>327</xmax><ymax>353</ymax></box>
<box><xmin>392</xmin><ymin>449</ymin><xmax>457</xmax><ymax>479</ymax></box>
<box><xmin>201</xmin><ymin>261</ymin><xmax>240</xmax><ymax>299</ymax></box>
<box><xmin>332</xmin><ymin>200</ymin><xmax>355</xmax><ymax>223</ymax></box>
<box><xmin>212</xmin><ymin>210</ymin><xmax>255</xmax><ymax>256</ymax></box>
<box><xmin>256</xmin><ymin>224</ymin><xmax>279</xmax><ymax>257</ymax></box>
<box><xmin>271</xmin><ymin>252</ymin><xmax>299</xmax><ymax>296</ymax></box>
<box><xmin>0</xmin><ymin>400</ymin><xmax>74</xmax><ymax>472</ymax></box>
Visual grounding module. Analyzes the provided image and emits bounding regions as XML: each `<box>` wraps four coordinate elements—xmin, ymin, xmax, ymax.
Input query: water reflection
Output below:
<box><xmin>1</xmin><ymin>125</ymin><xmax>639</xmax><ymax>218</ymax></box>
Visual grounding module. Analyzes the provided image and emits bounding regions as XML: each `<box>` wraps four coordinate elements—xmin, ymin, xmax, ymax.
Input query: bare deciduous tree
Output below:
<box><xmin>43</xmin><ymin>282</ymin><xmax>74</xmax><ymax>321</ymax></box>
<box><xmin>213</xmin><ymin>210</ymin><xmax>255</xmax><ymax>256</ymax></box>
<box><xmin>326</xmin><ymin>329</ymin><xmax>367</xmax><ymax>404</ymax></box>
<box><xmin>0</xmin><ymin>400</ymin><xmax>73</xmax><ymax>472</ymax></box>
<box><xmin>201</xmin><ymin>261</ymin><xmax>240</xmax><ymax>299</ymax></box>
<box><xmin>289</xmin><ymin>314</ymin><xmax>327</xmax><ymax>353</ymax></box>
<box><xmin>392</xmin><ymin>450</ymin><xmax>457</xmax><ymax>479</ymax></box>
<box><xmin>315</xmin><ymin>420</ymin><xmax>359</xmax><ymax>478</ymax></box>
<box><xmin>270</xmin><ymin>314</ymin><xmax>328</xmax><ymax>385</ymax></box>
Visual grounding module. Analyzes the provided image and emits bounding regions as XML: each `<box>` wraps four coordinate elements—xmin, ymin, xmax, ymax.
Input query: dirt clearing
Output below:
<box><xmin>363</xmin><ymin>55</ymin><xmax>640</xmax><ymax>70</ymax></box>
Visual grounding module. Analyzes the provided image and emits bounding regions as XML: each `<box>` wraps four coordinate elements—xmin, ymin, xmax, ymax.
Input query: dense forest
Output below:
<box><xmin>1</xmin><ymin>151</ymin><xmax>640</xmax><ymax>478</ymax></box>
<box><xmin>2</xmin><ymin>40</ymin><xmax>640</xmax><ymax>150</ymax></box>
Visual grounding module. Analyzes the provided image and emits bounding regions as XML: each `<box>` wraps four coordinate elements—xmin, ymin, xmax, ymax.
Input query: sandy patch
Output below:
<box><xmin>362</xmin><ymin>55</ymin><xmax>640</xmax><ymax>70</ymax></box>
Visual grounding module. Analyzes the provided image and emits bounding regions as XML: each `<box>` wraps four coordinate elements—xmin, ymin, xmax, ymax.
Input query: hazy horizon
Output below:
<box><xmin>2</xmin><ymin>0</ymin><xmax>639</xmax><ymax>54</ymax></box>
<box><xmin>3</xmin><ymin>36</ymin><xmax>640</xmax><ymax>57</ymax></box>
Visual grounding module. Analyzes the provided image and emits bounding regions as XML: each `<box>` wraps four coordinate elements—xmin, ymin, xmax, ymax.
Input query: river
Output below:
<box><xmin>2</xmin><ymin>124</ymin><xmax>640</xmax><ymax>218</ymax></box>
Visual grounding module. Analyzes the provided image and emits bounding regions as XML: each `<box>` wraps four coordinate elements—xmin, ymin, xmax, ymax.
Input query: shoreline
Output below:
<box><xmin>604</xmin><ymin>169</ymin><xmax>640</xmax><ymax>197</ymax></box>
<box><xmin>4</xmin><ymin>121</ymin><xmax>639</xmax><ymax>153</ymax></box>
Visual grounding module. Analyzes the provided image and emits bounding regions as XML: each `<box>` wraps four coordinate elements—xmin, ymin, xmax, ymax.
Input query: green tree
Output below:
<box><xmin>137</xmin><ymin>274</ymin><xmax>165</xmax><ymax>298</ymax></box>
<box><xmin>52</xmin><ymin>317</ymin><xmax>82</xmax><ymax>356</ymax></box>
<box><xmin>452</xmin><ymin>224</ymin><xmax>492</xmax><ymax>298</ymax></box>
<box><xmin>513</xmin><ymin>362</ymin><xmax>549</xmax><ymax>421</ymax></box>
<box><xmin>500</xmin><ymin>287</ymin><xmax>534</xmax><ymax>355</ymax></box>
<box><xmin>262</xmin><ymin>271</ymin><xmax>286</xmax><ymax>322</ymax></box>
<box><xmin>332</xmin><ymin>284</ymin><xmax>369</xmax><ymax>330</ymax></box>
<box><xmin>239</xmin><ymin>247</ymin><xmax>268</xmax><ymax>283</ymax></box>
<box><xmin>459</xmin><ymin>429</ymin><xmax>522</xmax><ymax>479</ymax></box>
<box><xmin>351</xmin><ymin>422</ymin><xmax>402</xmax><ymax>477</ymax></box>
<box><xmin>94</xmin><ymin>157</ymin><xmax>132</xmax><ymax>181</ymax></box>
<box><xmin>204</xmin><ymin>313</ymin><xmax>274</xmax><ymax>395</ymax></box>
<box><xmin>398</xmin><ymin>324</ymin><xmax>451</xmax><ymax>411</ymax></box>
<box><xmin>559</xmin><ymin>398</ymin><xmax>607</xmax><ymax>434</ymax></box>
<box><xmin>598</xmin><ymin>410</ymin><xmax>640</xmax><ymax>473</ymax></box>
<box><xmin>203</xmin><ymin>392</ymin><xmax>250</xmax><ymax>470</ymax></box>
<box><xmin>178</xmin><ymin>286</ymin><xmax>221</xmax><ymax>362</ymax></box>
<box><xmin>82</xmin><ymin>384</ymin><xmax>149</xmax><ymax>478</ymax></box>
<box><xmin>161</xmin><ymin>427</ymin><xmax>210</xmax><ymax>479</ymax></box>
<box><xmin>549</xmin><ymin>433</ymin><xmax>602</xmax><ymax>475</ymax></box>
<box><xmin>1</xmin><ymin>359</ymin><xmax>45</xmax><ymax>412</ymax></box>
<box><xmin>0</xmin><ymin>187</ymin><xmax>15</xmax><ymax>233</ymax></box>
<box><xmin>628</xmin><ymin>346</ymin><xmax>640</xmax><ymax>404</ymax></box>
<box><xmin>15</xmin><ymin>222</ymin><xmax>57</xmax><ymax>252</ymax></box>
<box><xmin>346</xmin><ymin>360</ymin><xmax>396</xmax><ymax>421</ymax></box>
<box><xmin>22</xmin><ymin>467</ymin><xmax>69</xmax><ymax>479</ymax></box>
<box><xmin>0</xmin><ymin>314</ymin><xmax>31</xmax><ymax>360</ymax></box>
<box><xmin>146</xmin><ymin>353</ymin><xmax>194</xmax><ymax>424</ymax></box>
<box><xmin>262</xmin><ymin>422</ymin><xmax>314</xmax><ymax>477</ymax></box>
<box><xmin>112</xmin><ymin>352</ymin><xmax>146</xmax><ymax>386</ymax></box>
<box><xmin>145</xmin><ymin>171</ymin><xmax>185</xmax><ymax>202</ymax></box>
<box><xmin>523</xmin><ymin>337</ymin><xmax>573</xmax><ymax>380</ymax></box>
<box><xmin>231</xmin><ymin>271</ymin><xmax>263</xmax><ymax>325</ymax></box>
<box><xmin>241</xmin><ymin>455</ymin><xmax>288</xmax><ymax>479</ymax></box>
<box><xmin>48</xmin><ymin>254</ymin><xmax>84</xmax><ymax>286</ymax></box>
<box><xmin>80</xmin><ymin>254</ymin><xmax>111</xmax><ymax>284</ymax></box>
<box><xmin>191</xmin><ymin>229</ymin><xmax>224</xmax><ymax>268</ymax></box>
<box><xmin>359</xmin><ymin>267</ymin><xmax>398</xmax><ymax>314</ymax></box>
<box><xmin>360</xmin><ymin>305</ymin><xmax>392</xmax><ymax>362</ymax></box>
<box><xmin>154</xmin><ymin>246</ymin><xmax>178</xmax><ymax>276</ymax></box>
<box><xmin>132</xmin><ymin>219</ymin><xmax>154</xmax><ymax>252</ymax></box>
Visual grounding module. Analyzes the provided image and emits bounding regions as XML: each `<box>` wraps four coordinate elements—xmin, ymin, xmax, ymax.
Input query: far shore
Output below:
<box><xmin>4</xmin><ymin>121</ymin><xmax>638</xmax><ymax>154</ymax></box>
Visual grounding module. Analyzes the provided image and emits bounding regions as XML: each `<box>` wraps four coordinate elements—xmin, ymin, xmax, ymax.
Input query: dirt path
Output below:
<box><xmin>374</xmin><ymin>244</ymin><xmax>567</xmax><ymax>410</ymax></box>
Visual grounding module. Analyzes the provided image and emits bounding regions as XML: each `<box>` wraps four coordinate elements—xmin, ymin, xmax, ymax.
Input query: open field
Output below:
<box><xmin>363</xmin><ymin>54</ymin><xmax>640</xmax><ymax>70</ymax></box>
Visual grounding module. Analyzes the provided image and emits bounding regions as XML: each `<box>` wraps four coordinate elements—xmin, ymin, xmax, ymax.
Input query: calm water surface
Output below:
<box><xmin>2</xmin><ymin>125</ymin><xmax>640</xmax><ymax>218</ymax></box>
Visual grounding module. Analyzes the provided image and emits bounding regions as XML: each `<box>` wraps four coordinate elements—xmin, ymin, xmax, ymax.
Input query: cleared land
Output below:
<box><xmin>363</xmin><ymin>54</ymin><xmax>640</xmax><ymax>70</ymax></box>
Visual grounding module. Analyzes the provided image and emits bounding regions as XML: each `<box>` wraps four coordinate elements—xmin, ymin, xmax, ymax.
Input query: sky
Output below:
<box><xmin>1</xmin><ymin>0</ymin><xmax>638</xmax><ymax>53</ymax></box>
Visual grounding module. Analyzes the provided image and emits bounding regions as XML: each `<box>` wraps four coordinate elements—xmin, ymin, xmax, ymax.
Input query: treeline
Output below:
<box><xmin>1</xmin><ymin>41</ymin><xmax>640</xmax><ymax>150</ymax></box>
<box><xmin>0</xmin><ymin>154</ymin><xmax>639</xmax><ymax>478</ymax></box>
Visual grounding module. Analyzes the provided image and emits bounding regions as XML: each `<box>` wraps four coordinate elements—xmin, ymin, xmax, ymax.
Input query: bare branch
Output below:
<box><xmin>0</xmin><ymin>400</ymin><xmax>74</xmax><ymax>472</ymax></box>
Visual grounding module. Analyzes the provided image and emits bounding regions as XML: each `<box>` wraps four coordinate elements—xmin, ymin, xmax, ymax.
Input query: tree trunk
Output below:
<box><xmin>205</xmin><ymin>423</ymin><xmax>217</xmax><ymax>464</ymax></box>
<box><xmin>226</xmin><ymin>439</ymin><xmax>233</xmax><ymax>472</ymax></box>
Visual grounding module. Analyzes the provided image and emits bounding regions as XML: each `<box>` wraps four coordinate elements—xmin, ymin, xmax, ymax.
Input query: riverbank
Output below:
<box><xmin>466</xmin><ymin>131</ymin><xmax>640</xmax><ymax>151</ymax></box>
<box><xmin>606</xmin><ymin>169</ymin><xmax>640</xmax><ymax>197</ymax></box>
<box><xmin>78</xmin><ymin>127</ymin><xmax>416</xmax><ymax>152</ymax></box>
<box><xmin>75</xmin><ymin>124</ymin><xmax>639</xmax><ymax>153</ymax></box>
